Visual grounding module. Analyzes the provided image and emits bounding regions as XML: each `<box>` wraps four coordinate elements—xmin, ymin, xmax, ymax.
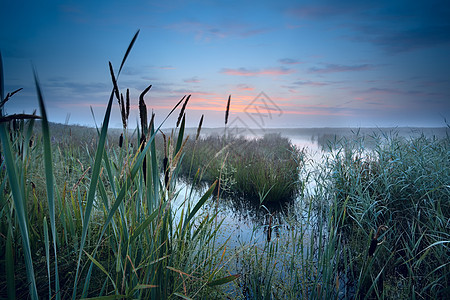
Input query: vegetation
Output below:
<box><xmin>0</xmin><ymin>32</ymin><xmax>235</xmax><ymax>299</ymax></box>
<box><xmin>0</xmin><ymin>31</ymin><xmax>448</xmax><ymax>299</ymax></box>
<box><xmin>179</xmin><ymin>133</ymin><xmax>303</xmax><ymax>204</ymax></box>
<box><xmin>327</xmin><ymin>133</ymin><xmax>450</xmax><ymax>298</ymax></box>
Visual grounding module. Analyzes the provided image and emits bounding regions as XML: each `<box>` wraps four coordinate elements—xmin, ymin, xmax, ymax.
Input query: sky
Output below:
<box><xmin>1</xmin><ymin>0</ymin><xmax>450</xmax><ymax>129</ymax></box>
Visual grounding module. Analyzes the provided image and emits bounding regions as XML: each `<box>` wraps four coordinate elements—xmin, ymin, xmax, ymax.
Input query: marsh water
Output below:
<box><xmin>174</xmin><ymin>127</ymin><xmax>448</xmax><ymax>249</ymax></box>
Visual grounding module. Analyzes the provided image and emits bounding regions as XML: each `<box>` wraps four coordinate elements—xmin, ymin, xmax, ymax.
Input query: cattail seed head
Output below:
<box><xmin>177</xmin><ymin>94</ymin><xmax>190</xmax><ymax>127</ymax></box>
<box><xmin>139</xmin><ymin>84</ymin><xmax>152</xmax><ymax>135</ymax></box>
<box><xmin>119</xmin><ymin>133</ymin><xmax>123</xmax><ymax>148</ymax></box>
<box><xmin>196</xmin><ymin>114</ymin><xmax>204</xmax><ymax>141</ymax></box>
<box><xmin>126</xmin><ymin>88</ymin><xmax>130</xmax><ymax>120</ymax></box>
<box><xmin>225</xmin><ymin>94</ymin><xmax>231</xmax><ymax>125</ymax></box>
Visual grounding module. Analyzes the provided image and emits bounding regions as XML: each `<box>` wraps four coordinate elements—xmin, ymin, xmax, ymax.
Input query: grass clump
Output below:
<box><xmin>180</xmin><ymin>133</ymin><xmax>303</xmax><ymax>204</ymax></box>
<box><xmin>327</xmin><ymin>132</ymin><xmax>450</xmax><ymax>298</ymax></box>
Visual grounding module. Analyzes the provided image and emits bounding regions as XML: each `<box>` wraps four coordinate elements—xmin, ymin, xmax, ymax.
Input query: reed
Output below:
<box><xmin>0</xmin><ymin>31</ymin><xmax>236</xmax><ymax>299</ymax></box>
<box><xmin>1</xmin><ymin>33</ymin><xmax>448</xmax><ymax>299</ymax></box>
<box><xmin>325</xmin><ymin>132</ymin><xmax>450</xmax><ymax>298</ymax></box>
<box><xmin>179</xmin><ymin>133</ymin><xmax>302</xmax><ymax>203</ymax></box>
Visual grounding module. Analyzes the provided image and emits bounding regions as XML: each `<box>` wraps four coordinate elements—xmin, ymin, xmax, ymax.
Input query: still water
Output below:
<box><xmin>172</xmin><ymin>131</ymin><xmax>325</xmax><ymax>250</ymax></box>
<box><xmin>174</xmin><ymin>126</ymin><xmax>448</xmax><ymax>250</ymax></box>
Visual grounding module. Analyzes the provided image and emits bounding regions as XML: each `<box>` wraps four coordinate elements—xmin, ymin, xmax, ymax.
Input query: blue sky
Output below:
<box><xmin>1</xmin><ymin>0</ymin><xmax>449</xmax><ymax>128</ymax></box>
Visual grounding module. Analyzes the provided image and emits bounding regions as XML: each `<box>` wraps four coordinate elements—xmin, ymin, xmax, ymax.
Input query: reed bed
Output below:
<box><xmin>325</xmin><ymin>132</ymin><xmax>450</xmax><ymax>298</ymax></box>
<box><xmin>0</xmin><ymin>32</ymin><xmax>236</xmax><ymax>299</ymax></box>
<box><xmin>0</xmin><ymin>31</ymin><xmax>448</xmax><ymax>299</ymax></box>
<box><xmin>220</xmin><ymin>132</ymin><xmax>449</xmax><ymax>299</ymax></box>
<box><xmin>179</xmin><ymin>133</ymin><xmax>303</xmax><ymax>204</ymax></box>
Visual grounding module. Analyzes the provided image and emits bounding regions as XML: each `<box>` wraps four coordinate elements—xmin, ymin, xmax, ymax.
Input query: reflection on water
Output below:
<box><xmin>173</xmin><ymin>127</ymin><xmax>447</xmax><ymax>297</ymax></box>
<box><xmin>173</xmin><ymin>133</ymin><xmax>326</xmax><ymax>250</ymax></box>
<box><xmin>175</xmin><ymin>127</ymin><xmax>450</xmax><ymax>247</ymax></box>
<box><xmin>173</xmin><ymin>180</ymin><xmax>298</xmax><ymax>249</ymax></box>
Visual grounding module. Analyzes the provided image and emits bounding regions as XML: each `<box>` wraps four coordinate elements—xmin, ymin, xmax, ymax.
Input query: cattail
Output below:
<box><xmin>196</xmin><ymin>114</ymin><xmax>204</xmax><ymax>141</ymax></box>
<box><xmin>267</xmin><ymin>214</ymin><xmax>273</xmax><ymax>242</ymax></box>
<box><xmin>148</xmin><ymin>111</ymin><xmax>155</xmax><ymax>134</ymax></box>
<box><xmin>160</xmin><ymin>131</ymin><xmax>170</xmax><ymax>189</ymax></box>
<box><xmin>225</xmin><ymin>94</ymin><xmax>231</xmax><ymax>125</ymax></box>
<box><xmin>177</xmin><ymin>94</ymin><xmax>190</xmax><ymax>127</ymax></box>
<box><xmin>119</xmin><ymin>133</ymin><xmax>123</xmax><ymax>148</ymax></box>
<box><xmin>140</xmin><ymin>133</ymin><xmax>147</xmax><ymax>184</ymax></box>
<box><xmin>120</xmin><ymin>93</ymin><xmax>126</xmax><ymax>128</ymax></box>
<box><xmin>368</xmin><ymin>225</ymin><xmax>388</xmax><ymax>257</ymax></box>
<box><xmin>29</xmin><ymin>137</ymin><xmax>33</xmax><ymax>148</ymax></box>
<box><xmin>126</xmin><ymin>88</ymin><xmax>130</xmax><ymax>120</ymax></box>
<box><xmin>139</xmin><ymin>84</ymin><xmax>152</xmax><ymax>135</ymax></box>
<box><xmin>31</xmin><ymin>181</ymin><xmax>36</xmax><ymax>195</ymax></box>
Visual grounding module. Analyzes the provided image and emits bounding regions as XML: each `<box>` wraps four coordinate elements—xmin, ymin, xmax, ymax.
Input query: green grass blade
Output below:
<box><xmin>149</xmin><ymin>119</ymin><xmax>159</xmax><ymax>208</ymax></box>
<box><xmin>6</xmin><ymin>225</ymin><xmax>15</xmax><ymax>300</ymax></box>
<box><xmin>173</xmin><ymin>292</ymin><xmax>193</xmax><ymax>300</ymax></box>
<box><xmin>33</xmin><ymin>67</ymin><xmax>61</xmax><ymax>300</ymax></box>
<box><xmin>118</xmin><ymin>30</ymin><xmax>140</xmax><ymax>73</ymax></box>
<box><xmin>75</xmin><ymin>32</ymin><xmax>142</xmax><ymax>297</ymax></box>
<box><xmin>73</xmin><ymin>90</ymin><xmax>114</xmax><ymax>299</ymax></box>
<box><xmin>99</xmin><ymin>102</ymin><xmax>182</xmax><ymax>239</ymax></box>
<box><xmin>129</xmin><ymin>207</ymin><xmax>161</xmax><ymax>244</ymax></box>
<box><xmin>83</xmin><ymin>250</ymin><xmax>117</xmax><ymax>291</ymax></box>
<box><xmin>0</xmin><ymin>123</ymin><xmax>38</xmax><ymax>299</ymax></box>
<box><xmin>43</xmin><ymin>217</ymin><xmax>51</xmax><ymax>299</ymax></box>
<box><xmin>182</xmin><ymin>180</ymin><xmax>216</xmax><ymax>235</ymax></box>
<box><xmin>207</xmin><ymin>274</ymin><xmax>240</xmax><ymax>287</ymax></box>
<box><xmin>175</xmin><ymin>114</ymin><xmax>185</xmax><ymax>155</ymax></box>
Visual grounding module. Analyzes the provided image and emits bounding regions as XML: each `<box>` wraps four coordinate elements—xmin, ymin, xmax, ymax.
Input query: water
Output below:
<box><xmin>172</xmin><ymin>127</ymin><xmax>448</xmax><ymax>296</ymax></box>
<box><xmin>172</xmin><ymin>132</ymin><xmax>325</xmax><ymax>249</ymax></box>
<box><xmin>175</xmin><ymin>127</ymin><xmax>449</xmax><ymax>245</ymax></box>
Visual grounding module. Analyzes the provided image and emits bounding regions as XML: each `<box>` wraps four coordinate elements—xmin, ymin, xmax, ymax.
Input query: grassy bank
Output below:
<box><xmin>178</xmin><ymin>133</ymin><xmax>303</xmax><ymax>204</ymax></box>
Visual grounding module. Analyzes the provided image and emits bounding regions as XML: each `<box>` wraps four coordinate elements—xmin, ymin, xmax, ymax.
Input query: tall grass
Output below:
<box><xmin>179</xmin><ymin>133</ymin><xmax>303</xmax><ymax>203</ymax></box>
<box><xmin>0</xmin><ymin>32</ymin><xmax>236</xmax><ymax>299</ymax></box>
<box><xmin>1</xmin><ymin>34</ymin><xmax>448</xmax><ymax>299</ymax></box>
<box><xmin>209</xmin><ymin>130</ymin><xmax>447</xmax><ymax>299</ymax></box>
<box><xmin>327</xmin><ymin>132</ymin><xmax>449</xmax><ymax>298</ymax></box>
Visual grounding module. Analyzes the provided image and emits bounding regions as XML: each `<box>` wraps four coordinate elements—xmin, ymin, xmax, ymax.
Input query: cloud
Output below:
<box><xmin>45</xmin><ymin>78</ymin><xmax>109</xmax><ymax>94</ymax></box>
<box><xmin>288</xmin><ymin>1</ymin><xmax>450</xmax><ymax>53</ymax></box>
<box><xmin>363</xmin><ymin>25</ymin><xmax>450</xmax><ymax>53</ymax></box>
<box><xmin>279</xmin><ymin>58</ymin><xmax>302</xmax><ymax>65</ymax></box>
<box><xmin>293</xmin><ymin>80</ymin><xmax>328</xmax><ymax>86</ymax></box>
<box><xmin>236</xmin><ymin>84</ymin><xmax>254</xmax><ymax>91</ymax></box>
<box><xmin>308</xmin><ymin>63</ymin><xmax>373</xmax><ymax>74</ymax></box>
<box><xmin>221</xmin><ymin>67</ymin><xmax>296</xmax><ymax>76</ymax></box>
<box><xmin>156</xmin><ymin>66</ymin><xmax>176</xmax><ymax>70</ymax></box>
<box><xmin>167</xmin><ymin>21</ymin><xmax>269</xmax><ymax>41</ymax></box>
<box><xmin>360</xmin><ymin>87</ymin><xmax>442</xmax><ymax>98</ymax></box>
<box><xmin>184</xmin><ymin>76</ymin><xmax>201</xmax><ymax>83</ymax></box>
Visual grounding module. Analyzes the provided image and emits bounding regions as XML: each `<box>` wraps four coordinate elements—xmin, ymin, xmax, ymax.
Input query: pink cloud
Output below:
<box><xmin>221</xmin><ymin>67</ymin><xmax>296</xmax><ymax>76</ymax></box>
<box><xmin>293</xmin><ymin>80</ymin><xmax>328</xmax><ymax>86</ymax></box>
<box><xmin>236</xmin><ymin>84</ymin><xmax>254</xmax><ymax>91</ymax></box>
<box><xmin>184</xmin><ymin>76</ymin><xmax>201</xmax><ymax>83</ymax></box>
